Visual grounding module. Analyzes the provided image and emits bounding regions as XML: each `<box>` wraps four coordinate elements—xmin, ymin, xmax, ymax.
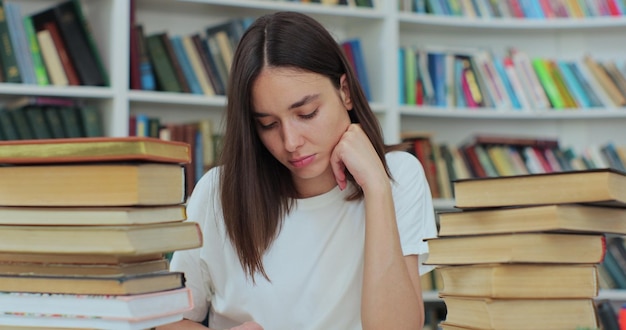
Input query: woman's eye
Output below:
<box><xmin>258</xmin><ymin>122</ymin><xmax>277</xmax><ymax>130</ymax></box>
<box><xmin>300</xmin><ymin>109</ymin><xmax>318</xmax><ymax>120</ymax></box>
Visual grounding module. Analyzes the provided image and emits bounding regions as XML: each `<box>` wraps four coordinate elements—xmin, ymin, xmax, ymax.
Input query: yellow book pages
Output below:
<box><xmin>0</xmin><ymin>258</ymin><xmax>169</xmax><ymax>277</ymax></box>
<box><xmin>0</xmin><ymin>163</ymin><xmax>185</xmax><ymax>206</ymax></box>
<box><xmin>0</xmin><ymin>136</ymin><xmax>190</xmax><ymax>164</ymax></box>
<box><xmin>437</xmin><ymin>204</ymin><xmax>626</xmax><ymax>236</ymax></box>
<box><xmin>425</xmin><ymin>232</ymin><xmax>605</xmax><ymax>265</ymax></box>
<box><xmin>0</xmin><ymin>205</ymin><xmax>186</xmax><ymax>225</ymax></box>
<box><xmin>453</xmin><ymin>168</ymin><xmax>626</xmax><ymax>209</ymax></box>
<box><xmin>443</xmin><ymin>297</ymin><xmax>597</xmax><ymax>330</ymax></box>
<box><xmin>0</xmin><ymin>271</ymin><xmax>184</xmax><ymax>295</ymax></box>
<box><xmin>0</xmin><ymin>221</ymin><xmax>202</xmax><ymax>255</ymax></box>
<box><xmin>437</xmin><ymin>264</ymin><xmax>598</xmax><ymax>298</ymax></box>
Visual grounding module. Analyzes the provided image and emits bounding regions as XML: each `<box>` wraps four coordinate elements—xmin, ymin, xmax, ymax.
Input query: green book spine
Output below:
<box><xmin>69</xmin><ymin>0</ymin><xmax>109</xmax><ymax>86</ymax></box>
<box><xmin>0</xmin><ymin>1</ymin><xmax>21</xmax><ymax>83</ymax></box>
<box><xmin>9</xmin><ymin>108</ymin><xmax>33</xmax><ymax>139</ymax></box>
<box><xmin>24</xmin><ymin>106</ymin><xmax>52</xmax><ymax>139</ymax></box>
<box><xmin>57</xmin><ymin>106</ymin><xmax>83</xmax><ymax>138</ymax></box>
<box><xmin>532</xmin><ymin>58</ymin><xmax>564</xmax><ymax>109</ymax></box>
<box><xmin>77</xmin><ymin>105</ymin><xmax>103</xmax><ymax>137</ymax></box>
<box><xmin>146</xmin><ymin>34</ymin><xmax>182</xmax><ymax>93</ymax></box>
<box><xmin>43</xmin><ymin>106</ymin><xmax>66</xmax><ymax>138</ymax></box>
<box><xmin>23</xmin><ymin>16</ymin><xmax>49</xmax><ymax>86</ymax></box>
<box><xmin>0</xmin><ymin>109</ymin><xmax>18</xmax><ymax>140</ymax></box>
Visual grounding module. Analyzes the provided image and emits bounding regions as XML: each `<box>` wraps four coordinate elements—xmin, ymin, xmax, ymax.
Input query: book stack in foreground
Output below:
<box><xmin>0</xmin><ymin>137</ymin><xmax>203</xmax><ymax>330</ymax></box>
<box><xmin>427</xmin><ymin>168</ymin><xmax>626</xmax><ymax>330</ymax></box>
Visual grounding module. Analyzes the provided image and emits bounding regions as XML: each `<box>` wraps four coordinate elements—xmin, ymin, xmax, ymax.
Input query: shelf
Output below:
<box><xmin>0</xmin><ymin>84</ymin><xmax>114</xmax><ymax>99</ymax></box>
<box><xmin>128</xmin><ymin>90</ymin><xmax>227</xmax><ymax>107</ymax></box>
<box><xmin>399</xmin><ymin>13</ymin><xmax>626</xmax><ymax>31</ymax></box>
<box><xmin>423</xmin><ymin>289</ymin><xmax>626</xmax><ymax>303</ymax></box>
<box><xmin>400</xmin><ymin>106</ymin><xmax>626</xmax><ymax>120</ymax></box>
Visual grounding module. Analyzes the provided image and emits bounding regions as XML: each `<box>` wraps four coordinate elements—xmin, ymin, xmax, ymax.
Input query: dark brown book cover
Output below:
<box><xmin>42</xmin><ymin>21</ymin><xmax>81</xmax><ymax>85</ymax></box>
<box><xmin>159</xmin><ymin>32</ymin><xmax>190</xmax><ymax>93</ymax></box>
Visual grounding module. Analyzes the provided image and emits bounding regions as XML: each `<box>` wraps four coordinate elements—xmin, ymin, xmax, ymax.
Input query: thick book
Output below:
<box><xmin>437</xmin><ymin>264</ymin><xmax>598</xmax><ymax>298</ymax></box>
<box><xmin>0</xmin><ymin>221</ymin><xmax>202</xmax><ymax>255</ymax></box>
<box><xmin>437</xmin><ymin>204</ymin><xmax>626</xmax><ymax>236</ymax></box>
<box><xmin>0</xmin><ymin>258</ymin><xmax>169</xmax><ymax>277</ymax></box>
<box><xmin>0</xmin><ymin>163</ymin><xmax>185</xmax><ymax>206</ymax></box>
<box><xmin>442</xmin><ymin>297</ymin><xmax>598</xmax><ymax>330</ymax></box>
<box><xmin>0</xmin><ymin>136</ymin><xmax>190</xmax><ymax>164</ymax></box>
<box><xmin>0</xmin><ymin>252</ymin><xmax>164</xmax><ymax>265</ymax></box>
<box><xmin>0</xmin><ymin>204</ymin><xmax>186</xmax><ymax>225</ymax></box>
<box><xmin>453</xmin><ymin>168</ymin><xmax>626</xmax><ymax>209</ymax></box>
<box><xmin>424</xmin><ymin>232</ymin><xmax>606</xmax><ymax>265</ymax></box>
<box><xmin>0</xmin><ymin>271</ymin><xmax>185</xmax><ymax>295</ymax></box>
<box><xmin>0</xmin><ymin>311</ymin><xmax>183</xmax><ymax>330</ymax></box>
<box><xmin>0</xmin><ymin>287</ymin><xmax>191</xmax><ymax>321</ymax></box>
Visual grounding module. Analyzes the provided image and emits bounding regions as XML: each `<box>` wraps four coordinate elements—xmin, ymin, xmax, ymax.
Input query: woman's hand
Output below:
<box><xmin>228</xmin><ymin>321</ymin><xmax>264</xmax><ymax>330</ymax></box>
<box><xmin>330</xmin><ymin>124</ymin><xmax>387</xmax><ymax>193</ymax></box>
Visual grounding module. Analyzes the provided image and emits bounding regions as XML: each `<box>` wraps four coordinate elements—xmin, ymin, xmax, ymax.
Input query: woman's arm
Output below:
<box><xmin>331</xmin><ymin>124</ymin><xmax>424</xmax><ymax>329</ymax></box>
<box><xmin>157</xmin><ymin>320</ymin><xmax>263</xmax><ymax>330</ymax></box>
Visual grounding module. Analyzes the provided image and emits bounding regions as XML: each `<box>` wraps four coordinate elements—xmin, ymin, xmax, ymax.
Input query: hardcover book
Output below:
<box><xmin>453</xmin><ymin>168</ymin><xmax>626</xmax><ymax>209</ymax></box>
<box><xmin>0</xmin><ymin>136</ymin><xmax>190</xmax><ymax>164</ymax></box>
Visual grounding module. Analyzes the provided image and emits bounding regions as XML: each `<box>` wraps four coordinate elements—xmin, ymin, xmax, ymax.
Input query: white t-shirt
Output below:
<box><xmin>170</xmin><ymin>151</ymin><xmax>437</xmax><ymax>330</ymax></box>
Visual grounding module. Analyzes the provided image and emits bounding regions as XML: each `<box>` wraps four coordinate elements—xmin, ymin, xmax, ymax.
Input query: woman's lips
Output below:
<box><xmin>289</xmin><ymin>155</ymin><xmax>315</xmax><ymax>168</ymax></box>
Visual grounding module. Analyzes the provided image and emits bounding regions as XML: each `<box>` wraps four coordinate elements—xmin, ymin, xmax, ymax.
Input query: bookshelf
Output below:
<box><xmin>4</xmin><ymin>0</ymin><xmax>626</xmax><ymax>309</ymax></box>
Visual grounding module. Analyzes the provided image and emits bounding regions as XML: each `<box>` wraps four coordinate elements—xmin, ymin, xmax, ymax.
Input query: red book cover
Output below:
<box><xmin>43</xmin><ymin>21</ymin><xmax>80</xmax><ymax>86</ymax></box>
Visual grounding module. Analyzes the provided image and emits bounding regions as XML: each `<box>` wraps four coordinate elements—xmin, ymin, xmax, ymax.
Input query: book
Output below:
<box><xmin>36</xmin><ymin>28</ymin><xmax>69</xmax><ymax>86</ymax></box>
<box><xmin>0</xmin><ymin>258</ymin><xmax>169</xmax><ymax>276</ymax></box>
<box><xmin>0</xmin><ymin>204</ymin><xmax>186</xmax><ymax>225</ymax></box>
<box><xmin>0</xmin><ymin>0</ymin><xmax>21</xmax><ymax>83</ymax></box>
<box><xmin>0</xmin><ymin>311</ymin><xmax>184</xmax><ymax>330</ymax></box>
<box><xmin>437</xmin><ymin>204</ymin><xmax>626</xmax><ymax>236</ymax></box>
<box><xmin>0</xmin><ymin>252</ymin><xmax>164</xmax><ymax>265</ymax></box>
<box><xmin>0</xmin><ymin>271</ymin><xmax>184</xmax><ymax>295</ymax></box>
<box><xmin>0</xmin><ymin>287</ymin><xmax>192</xmax><ymax>320</ymax></box>
<box><xmin>424</xmin><ymin>232</ymin><xmax>606</xmax><ymax>265</ymax></box>
<box><xmin>0</xmin><ymin>163</ymin><xmax>185</xmax><ymax>206</ymax></box>
<box><xmin>0</xmin><ymin>136</ymin><xmax>190</xmax><ymax>164</ymax></box>
<box><xmin>437</xmin><ymin>263</ymin><xmax>598</xmax><ymax>298</ymax></box>
<box><xmin>442</xmin><ymin>297</ymin><xmax>598</xmax><ymax>330</ymax></box>
<box><xmin>145</xmin><ymin>33</ymin><xmax>183</xmax><ymax>93</ymax></box>
<box><xmin>0</xmin><ymin>221</ymin><xmax>201</xmax><ymax>255</ymax></box>
<box><xmin>453</xmin><ymin>168</ymin><xmax>626</xmax><ymax>209</ymax></box>
<box><xmin>51</xmin><ymin>0</ymin><xmax>109</xmax><ymax>86</ymax></box>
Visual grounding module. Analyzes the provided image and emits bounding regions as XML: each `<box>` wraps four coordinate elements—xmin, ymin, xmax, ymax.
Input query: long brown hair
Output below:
<box><xmin>219</xmin><ymin>11</ymin><xmax>395</xmax><ymax>280</ymax></box>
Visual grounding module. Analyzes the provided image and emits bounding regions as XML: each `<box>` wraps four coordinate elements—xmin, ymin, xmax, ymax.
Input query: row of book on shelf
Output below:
<box><xmin>402</xmin><ymin>132</ymin><xmax>626</xmax><ymax>199</ymax></box>
<box><xmin>0</xmin><ymin>0</ymin><xmax>108</xmax><ymax>86</ymax></box>
<box><xmin>262</xmin><ymin>0</ymin><xmax>375</xmax><ymax>7</ymax></box>
<box><xmin>425</xmin><ymin>167</ymin><xmax>626</xmax><ymax>329</ymax></box>
<box><xmin>399</xmin><ymin>0</ymin><xmax>626</xmax><ymax>19</ymax></box>
<box><xmin>0</xmin><ymin>96</ymin><xmax>103</xmax><ymax>141</ymax></box>
<box><xmin>0</xmin><ymin>136</ymin><xmax>201</xmax><ymax>329</ymax></box>
<box><xmin>400</xmin><ymin>45</ymin><xmax>626</xmax><ymax>110</ymax></box>
<box><xmin>130</xmin><ymin>13</ymin><xmax>372</xmax><ymax>100</ymax></box>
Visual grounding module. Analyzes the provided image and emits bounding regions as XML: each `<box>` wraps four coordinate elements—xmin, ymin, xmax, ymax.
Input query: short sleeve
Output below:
<box><xmin>169</xmin><ymin>170</ymin><xmax>218</xmax><ymax>322</ymax></box>
<box><xmin>387</xmin><ymin>151</ymin><xmax>438</xmax><ymax>275</ymax></box>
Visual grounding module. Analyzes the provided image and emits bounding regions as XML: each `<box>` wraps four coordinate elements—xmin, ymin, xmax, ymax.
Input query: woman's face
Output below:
<box><xmin>252</xmin><ymin>67</ymin><xmax>352</xmax><ymax>198</ymax></box>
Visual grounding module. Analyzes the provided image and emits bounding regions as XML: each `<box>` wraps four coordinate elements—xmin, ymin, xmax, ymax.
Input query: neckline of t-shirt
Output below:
<box><xmin>294</xmin><ymin>184</ymin><xmax>351</xmax><ymax>210</ymax></box>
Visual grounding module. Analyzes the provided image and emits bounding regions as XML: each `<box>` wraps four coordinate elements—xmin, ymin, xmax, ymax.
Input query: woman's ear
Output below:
<box><xmin>339</xmin><ymin>74</ymin><xmax>353</xmax><ymax>110</ymax></box>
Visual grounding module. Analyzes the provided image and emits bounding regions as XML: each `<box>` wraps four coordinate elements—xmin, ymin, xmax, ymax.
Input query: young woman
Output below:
<box><xmin>159</xmin><ymin>11</ymin><xmax>437</xmax><ymax>330</ymax></box>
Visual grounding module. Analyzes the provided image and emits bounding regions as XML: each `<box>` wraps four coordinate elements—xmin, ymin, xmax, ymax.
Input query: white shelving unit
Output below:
<box><xmin>3</xmin><ymin>0</ymin><xmax>626</xmax><ymax>304</ymax></box>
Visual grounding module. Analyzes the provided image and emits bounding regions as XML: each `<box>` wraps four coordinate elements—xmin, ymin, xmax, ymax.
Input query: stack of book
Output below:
<box><xmin>426</xmin><ymin>168</ymin><xmax>626</xmax><ymax>329</ymax></box>
<box><xmin>0</xmin><ymin>137</ymin><xmax>202</xmax><ymax>329</ymax></box>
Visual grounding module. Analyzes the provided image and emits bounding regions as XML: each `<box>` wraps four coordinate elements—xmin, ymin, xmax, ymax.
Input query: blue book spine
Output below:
<box><xmin>5</xmin><ymin>3</ymin><xmax>32</xmax><ymax>84</ymax></box>
<box><xmin>453</xmin><ymin>57</ymin><xmax>466</xmax><ymax>108</ymax></box>
<box><xmin>492</xmin><ymin>56</ymin><xmax>521</xmax><ymax>109</ymax></box>
<box><xmin>427</xmin><ymin>52</ymin><xmax>446</xmax><ymax>107</ymax></box>
<box><xmin>170</xmin><ymin>36</ymin><xmax>202</xmax><ymax>95</ymax></box>
<box><xmin>567</xmin><ymin>62</ymin><xmax>603</xmax><ymax>108</ymax></box>
<box><xmin>349</xmin><ymin>39</ymin><xmax>372</xmax><ymax>102</ymax></box>
<box><xmin>557</xmin><ymin>61</ymin><xmax>591</xmax><ymax>108</ymax></box>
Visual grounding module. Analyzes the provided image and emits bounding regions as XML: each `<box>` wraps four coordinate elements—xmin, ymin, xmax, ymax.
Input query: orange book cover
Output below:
<box><xmin>0</xmin><ymin>136</ymin><xmax>191</xmax><ymax>164</ymax></box>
